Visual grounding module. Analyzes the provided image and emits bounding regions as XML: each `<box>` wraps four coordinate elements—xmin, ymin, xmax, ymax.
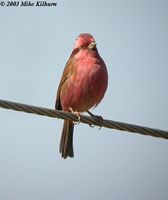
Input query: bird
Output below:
<box><xmin>55</xmin><ymin>33</ymin><xmax>108</xmax><ymax>158</ymax></box>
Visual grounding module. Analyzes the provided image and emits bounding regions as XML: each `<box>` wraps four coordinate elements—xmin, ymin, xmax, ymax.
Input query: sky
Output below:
<box><xmin>0</xmin><ymin>0</ymin><xmax>168</xmax><ymax>199</ymax></box>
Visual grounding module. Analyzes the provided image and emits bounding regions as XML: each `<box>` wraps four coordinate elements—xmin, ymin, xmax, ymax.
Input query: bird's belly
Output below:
<box><xmin>60</xmin><ymin>65</ymin><xmax>108</xmax><ymax>112</ymax></box>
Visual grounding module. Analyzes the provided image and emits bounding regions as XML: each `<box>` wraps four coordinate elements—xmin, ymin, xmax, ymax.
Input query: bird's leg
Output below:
<box><xmin>69</xmin><ymin>107</ymin><xmax>81</xmax><ymax>125</ymax></box>
<box><xmin>87</xmin><ymin>110</ymin><xmax>103</xmax><ymax>129</ymax></box>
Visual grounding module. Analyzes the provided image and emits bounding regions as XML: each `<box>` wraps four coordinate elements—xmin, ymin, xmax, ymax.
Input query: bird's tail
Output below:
<box><xmin>60</xmin><ymin>120</ymin><xmax>74</xmax><ymax>158</ymax></box>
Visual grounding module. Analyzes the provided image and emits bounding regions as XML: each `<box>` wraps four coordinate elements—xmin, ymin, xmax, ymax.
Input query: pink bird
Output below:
<box><xmin>55</xmin><ymin>33</ymin><xmax>108</xmax><ymax>158</ymax></box>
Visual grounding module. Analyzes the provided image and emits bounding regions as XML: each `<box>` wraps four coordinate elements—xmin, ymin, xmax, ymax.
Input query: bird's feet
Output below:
<box><xmin>69</xmin><ymin>107</ymin><xmax>81</xmax><ymax>124</ymax></box>
<box><xmin>87</xmin><ymin>110</ymin><xmax>103</xmax><ymax>129</ymax></box>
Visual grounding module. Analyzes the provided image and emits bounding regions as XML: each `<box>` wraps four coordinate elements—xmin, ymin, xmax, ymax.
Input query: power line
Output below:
<box><xmin>0</xmin><ymin>99</ymin><xmax>168</xmax><ymax>140</ymax></box>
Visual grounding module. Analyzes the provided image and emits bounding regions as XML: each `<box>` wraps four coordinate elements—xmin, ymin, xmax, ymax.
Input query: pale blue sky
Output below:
<box><xmin>0</xmin><ymin>0</ymin><xmax>168</xmax><ymax>200</ymax></box>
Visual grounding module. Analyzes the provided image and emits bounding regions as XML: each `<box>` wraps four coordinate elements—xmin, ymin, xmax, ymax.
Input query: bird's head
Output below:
<box><xmin>74</xmin><ymin>33</ymin><xmax>97</xmax><ymax>51</ymax></box>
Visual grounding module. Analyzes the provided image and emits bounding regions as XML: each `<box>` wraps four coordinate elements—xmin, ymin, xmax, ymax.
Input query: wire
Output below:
<box><xmin>0</xmin><ymin>99</ymin><xmax>168</xmax><ymax>139</ymax></box>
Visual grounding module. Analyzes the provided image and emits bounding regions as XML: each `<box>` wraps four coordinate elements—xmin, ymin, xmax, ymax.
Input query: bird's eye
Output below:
<box><xmin>79</xmin><ymin>45</ymin><xmax>83</xmax><ymax>49</ymax></box>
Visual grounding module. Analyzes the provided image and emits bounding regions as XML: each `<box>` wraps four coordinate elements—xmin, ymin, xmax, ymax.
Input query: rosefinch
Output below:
<box><xmin>55</xmin><ymin>33</ymin><xmax>108</xmax><ymax>158</ymax></box>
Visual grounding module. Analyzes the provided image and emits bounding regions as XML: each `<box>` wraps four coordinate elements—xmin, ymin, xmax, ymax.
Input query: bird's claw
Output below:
<box><xmin>87</xmin><ymin>111</ymin><xmax>103</xmax><ymax>130</ymax></box>
<box><xmin>69</xmin><ymin>107</ymin><xmax>81</xmax><ymax>125</ymax></box>
<box><xmin>93</xmin><ymin>115</ymin><xmax>103</xmax><ymax>130</ymax></box>
<box><xmin>89</xmin><ymin>123</ymin><xmax>95</xmax><ymax>128</ymax></box>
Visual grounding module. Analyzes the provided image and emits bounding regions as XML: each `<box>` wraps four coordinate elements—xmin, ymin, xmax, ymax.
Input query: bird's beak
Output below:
<box><xmin>88</xmin><ymin>42</ymin><xmax>97</xmax><ymax>50</ymax></box>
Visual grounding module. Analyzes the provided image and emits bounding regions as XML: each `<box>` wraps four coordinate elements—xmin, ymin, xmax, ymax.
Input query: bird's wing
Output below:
<box><xmin>55</xmin><ymin>55</ymin><xmax>75</xmax><ymax>110</ymax></box>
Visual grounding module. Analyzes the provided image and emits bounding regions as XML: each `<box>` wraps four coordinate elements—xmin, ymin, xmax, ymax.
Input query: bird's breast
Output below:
<box><xmin>60</xmin><ymin>52</ymin><xmax>108</xmax><ymax>112</ymax></box>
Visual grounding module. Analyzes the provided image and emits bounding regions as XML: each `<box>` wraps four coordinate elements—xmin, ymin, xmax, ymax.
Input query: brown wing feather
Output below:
<box><xmin>55</xmin><ymin>54</ymin><xmax>75</xmax><ymax>110</ymax></box>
